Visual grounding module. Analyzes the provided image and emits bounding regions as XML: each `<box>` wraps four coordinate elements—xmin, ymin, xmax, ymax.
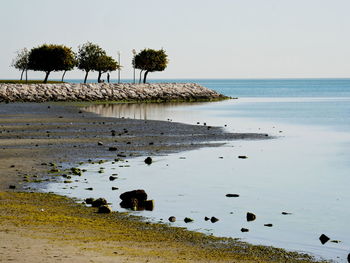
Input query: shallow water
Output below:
<box><xmin>46</xmin><ymin>79</ymin><xmax>350</xmax><ymax>262</ymax></box>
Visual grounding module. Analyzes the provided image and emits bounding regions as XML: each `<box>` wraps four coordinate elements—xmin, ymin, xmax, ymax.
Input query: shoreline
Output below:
<box><xmin>0</xmin><ymin>102</ymin><xmax>326</xmax><ymax>262</ymax></box>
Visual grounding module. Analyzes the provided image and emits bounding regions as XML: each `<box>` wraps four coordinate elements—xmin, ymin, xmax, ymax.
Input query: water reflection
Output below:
<box><xmin>83</xmin><ymin>102</ymin><xmax>209</xmax><ymax>122</ymax></box>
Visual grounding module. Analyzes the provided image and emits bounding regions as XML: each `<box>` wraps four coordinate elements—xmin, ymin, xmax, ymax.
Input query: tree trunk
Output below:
<box><xmin>20</xmin><ymin>69</ymin><xmax>25</xmax><ymax>81</ymax></box>
<box><xmin>143</xmin><ymin>71</ymin><xmax>149</xmax><ymax>84</ymax></box>
<box><xmin>98</xmin><ymin>71</ymin><xmax>102</xmax><ymax>83</ymax></box>
<box><xmin>61</xmin><ymin>71</ymin><xmax>67</xmax><ymax>82</ymax></box>
<box><xmin>43</xmin><ymin>71</ymin><xmax>50</xmax><ymax>83</ymax></box>
<box><xmin>84</xmin><ymin>71</ymin><xmax>89</xmax><ymax>83</ymax></box>
<box><xmin>25</xmin><ymin>69</ymin><xmax>28</xmax><ymax>83</ymax></box>
<box><xmin>139</xmin><ymin>70</ymin><xmax>143</xmax><ymax>84</ymax></box>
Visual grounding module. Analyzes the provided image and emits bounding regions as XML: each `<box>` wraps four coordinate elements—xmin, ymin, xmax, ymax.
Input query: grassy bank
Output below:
<box><xmin>0</xmin><ymin>80</ymin><xmax>64</xmax><ymax>84</ymax></box>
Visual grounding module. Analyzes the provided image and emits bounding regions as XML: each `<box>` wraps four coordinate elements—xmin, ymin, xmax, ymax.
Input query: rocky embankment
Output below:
<box><xmin>0</xmin><ymin>83</ymin><xmax>228</xmax><ymax>102</ymax></box>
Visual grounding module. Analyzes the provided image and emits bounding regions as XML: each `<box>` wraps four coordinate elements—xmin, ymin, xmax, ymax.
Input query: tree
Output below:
<box><xmin>95</xmin><ymin>54</ymin><xmax>119</xmax><ymax>83</ymax></box>
<box><xmin>77</xmin><ymin>42</ymin><xmax>106</xmax><ymax>83</ymax></box>
<box><xmin>60</xmin><ymin>47</ymin><xmax>77</xmax><ymax>82</ymax></box>
<box><xmin>12</xmin><ymin>48</ymin><xmax>30</xmax><ymax>82</ymax></box>
<box><xmin>28</xmin><ymin>44</ymin><xmax>76</xmax><ymax>83</ymax></box>
<box><xmin>133</xmin><ymin>49</ymin><xmax>168</xmax><ymax>83</ymax></box>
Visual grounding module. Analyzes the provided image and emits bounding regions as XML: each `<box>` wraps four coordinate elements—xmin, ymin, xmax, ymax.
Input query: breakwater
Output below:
<box><xmin>0</xmin><ymin>83</ymin><xmax>228</xmax><ymax>102</ymax></box>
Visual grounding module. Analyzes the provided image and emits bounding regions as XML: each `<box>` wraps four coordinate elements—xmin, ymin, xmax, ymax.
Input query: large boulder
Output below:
<box><xmin>119</xmin><ymin>189</ymin><xmax>153</xmax><ymax>211</ymax></box>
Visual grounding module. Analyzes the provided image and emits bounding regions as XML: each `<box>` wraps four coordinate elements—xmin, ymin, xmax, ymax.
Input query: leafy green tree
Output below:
<box><xmin>28</xmin><ymin>44</ymin><xmax>76</xmax><ymax>83</ymax></box>
<box><xmin>77</xmin><ymin>42</ymin><xmax>106</xmax><ymax>83</ymax></box>
<box><xmin>60</xmin><ymin>47</ymin><xmax>77</xmax><ymax>82</ymax></box>
<box><xmin>12</xmin><ymin>48</ymin><xmax>30</xmax><ymax>81</ymax></box>
<box><xmin>133</xmin><ymin>49</ymin><xmax>168</xmax><ymax>83</ymax></box>
<box><xmin>95</xmin><ymin>54</ymin><xmax>119</xmax><ymax>83</ymax></box>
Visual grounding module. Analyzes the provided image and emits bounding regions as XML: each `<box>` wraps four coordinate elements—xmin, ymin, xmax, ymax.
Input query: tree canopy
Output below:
<box><xmin>95</xmin><ymin>54</ymin><xmax>119</xmax><ymax>83</ymax></box>
<box><xmin>28</xmin><ymin>44</ymin><xmax>76</xmax><ymax>83</ymax></box>
<box><xmin>133</xmin><ymin>49</ymin><xmax>168</xmax><ymax>83</ymax></box>
<box><xmin>77</xmin><ymin>42</ymin><xmax>106</xmax><ymax>83</ymax></box>
<box><xmin>11</xmin><ymin>48</ymin><xmax>30</xmax><ymax>81</ymax></box>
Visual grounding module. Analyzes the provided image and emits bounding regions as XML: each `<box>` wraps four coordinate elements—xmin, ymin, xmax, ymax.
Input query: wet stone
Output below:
<box><xmin>319</xmin><ymin>234</ymin><xmax>330</xmax><ymax>245</ymax></box>
<box><xmin>184</xmin><ymin>217</ymin><xmax>194</xmax><ymax>223</ymax></box>
<box><xmin>168</xmin><ymin>216</ymin><xmax>176</xmax><ymax>222</ymax></box>
<box><xmin>144</xmin><ymin>157</ymin><xmax>152</xmax><ymax>165</ymax></box>
<box><xmin>226</xmin><ymin>194</ymin><xmax>239</xmax><ymax>197</ymax></box>
<box><xmin>210</xmin><ymin>217</ymin><xmax>219</xmax><ymax>223</ymax></box>
<box><xmin>247</xmin><ymin>212</ymin><xmax>256</xmax><ymax>222</ymax></box>
<box><xmin>241</xmin><ymin>228</ymin><xmax>249</xmax><ymax>232</ymax></box>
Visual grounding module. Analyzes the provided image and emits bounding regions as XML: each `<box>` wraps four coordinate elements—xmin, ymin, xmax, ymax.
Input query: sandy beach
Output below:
<box><xmin>0</xmin><ymin>102</ymin><xmax>324</xmax><ymax>262</ymax></box>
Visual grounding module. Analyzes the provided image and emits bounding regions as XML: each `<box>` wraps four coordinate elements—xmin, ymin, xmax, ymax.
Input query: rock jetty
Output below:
<box><xmin>0</xmin><ymin>83</ymin><xmax>228</xmax><ymax>102</ymax></box>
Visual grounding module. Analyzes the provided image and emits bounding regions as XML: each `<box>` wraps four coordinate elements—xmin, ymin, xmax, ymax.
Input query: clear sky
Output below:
<box><xmin>1</xmin><ymin>0</ymin><xmax>350</xmax><ymax>80</ymax></box>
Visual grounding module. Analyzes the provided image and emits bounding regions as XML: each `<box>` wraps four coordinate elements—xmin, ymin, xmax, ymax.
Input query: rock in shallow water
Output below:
<box><xmin>144</xmin><ymin>157</ymin><xmax>152</xmax><ymax>165</ymax></box>
<box><xmin>168</xmin><ymin>216</ymin><xmax>176</xmax><ymax>222</ymax></box>
<box><xmin>226</xmin><ymin>194</ymin><xmax>239</xmax><ymax>197</ymax></box>
<box><xmin>319</xmin><ymin>234</ymin><xmax>330</xmax><ymax>245</ymax></box>
<box><xmin>210</xmin><ymin>217</ymin><xmax>219</xmax><ymax>223</ymax></box>
<box><xmin>184</xmin><ymin>217</ymin><xmax>194</xmax><ymax>223</ymax></box>
<box><xmin>246</xmin><ymin>212</ymin><xmax>256</xmax><ymax>222</ymax></box>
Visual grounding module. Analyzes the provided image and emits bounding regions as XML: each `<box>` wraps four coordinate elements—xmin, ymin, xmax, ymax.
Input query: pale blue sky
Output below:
<box><xmin>1</xmin><ymin>0</ymin><xmax>350</xmax><ymax>80</ymax></box>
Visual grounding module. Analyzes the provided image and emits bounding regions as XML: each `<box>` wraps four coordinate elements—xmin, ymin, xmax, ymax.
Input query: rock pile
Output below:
<box><xmin>0</xmin><ymin>83</ymin><xmax>228</xmax><ymax>102</ymax></box>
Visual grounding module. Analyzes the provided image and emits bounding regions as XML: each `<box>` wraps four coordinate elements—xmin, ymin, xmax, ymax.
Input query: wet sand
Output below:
<box><xmin>0</xmin><ymin>102</ymin><xmax>324</xmax><ymax>262</ymax></box>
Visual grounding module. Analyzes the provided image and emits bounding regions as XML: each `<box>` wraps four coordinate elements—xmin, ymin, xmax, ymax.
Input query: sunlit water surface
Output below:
<box><xmin>46</xmin><ymin>79</ymin><xmax>350</xmax><ymax>262</ymax></box>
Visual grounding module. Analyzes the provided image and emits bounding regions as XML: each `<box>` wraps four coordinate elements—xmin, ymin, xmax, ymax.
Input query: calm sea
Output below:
<box><xmin>47</xmin><ymin>79</ymin><xmax>350</xmax><ymax>262</ymax></box>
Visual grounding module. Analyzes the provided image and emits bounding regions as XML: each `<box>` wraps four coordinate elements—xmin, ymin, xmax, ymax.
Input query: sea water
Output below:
<box><xmin>46</xmin><ymin>79</ymin><xmax>350</xmax><ymax>262</ymax></box>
